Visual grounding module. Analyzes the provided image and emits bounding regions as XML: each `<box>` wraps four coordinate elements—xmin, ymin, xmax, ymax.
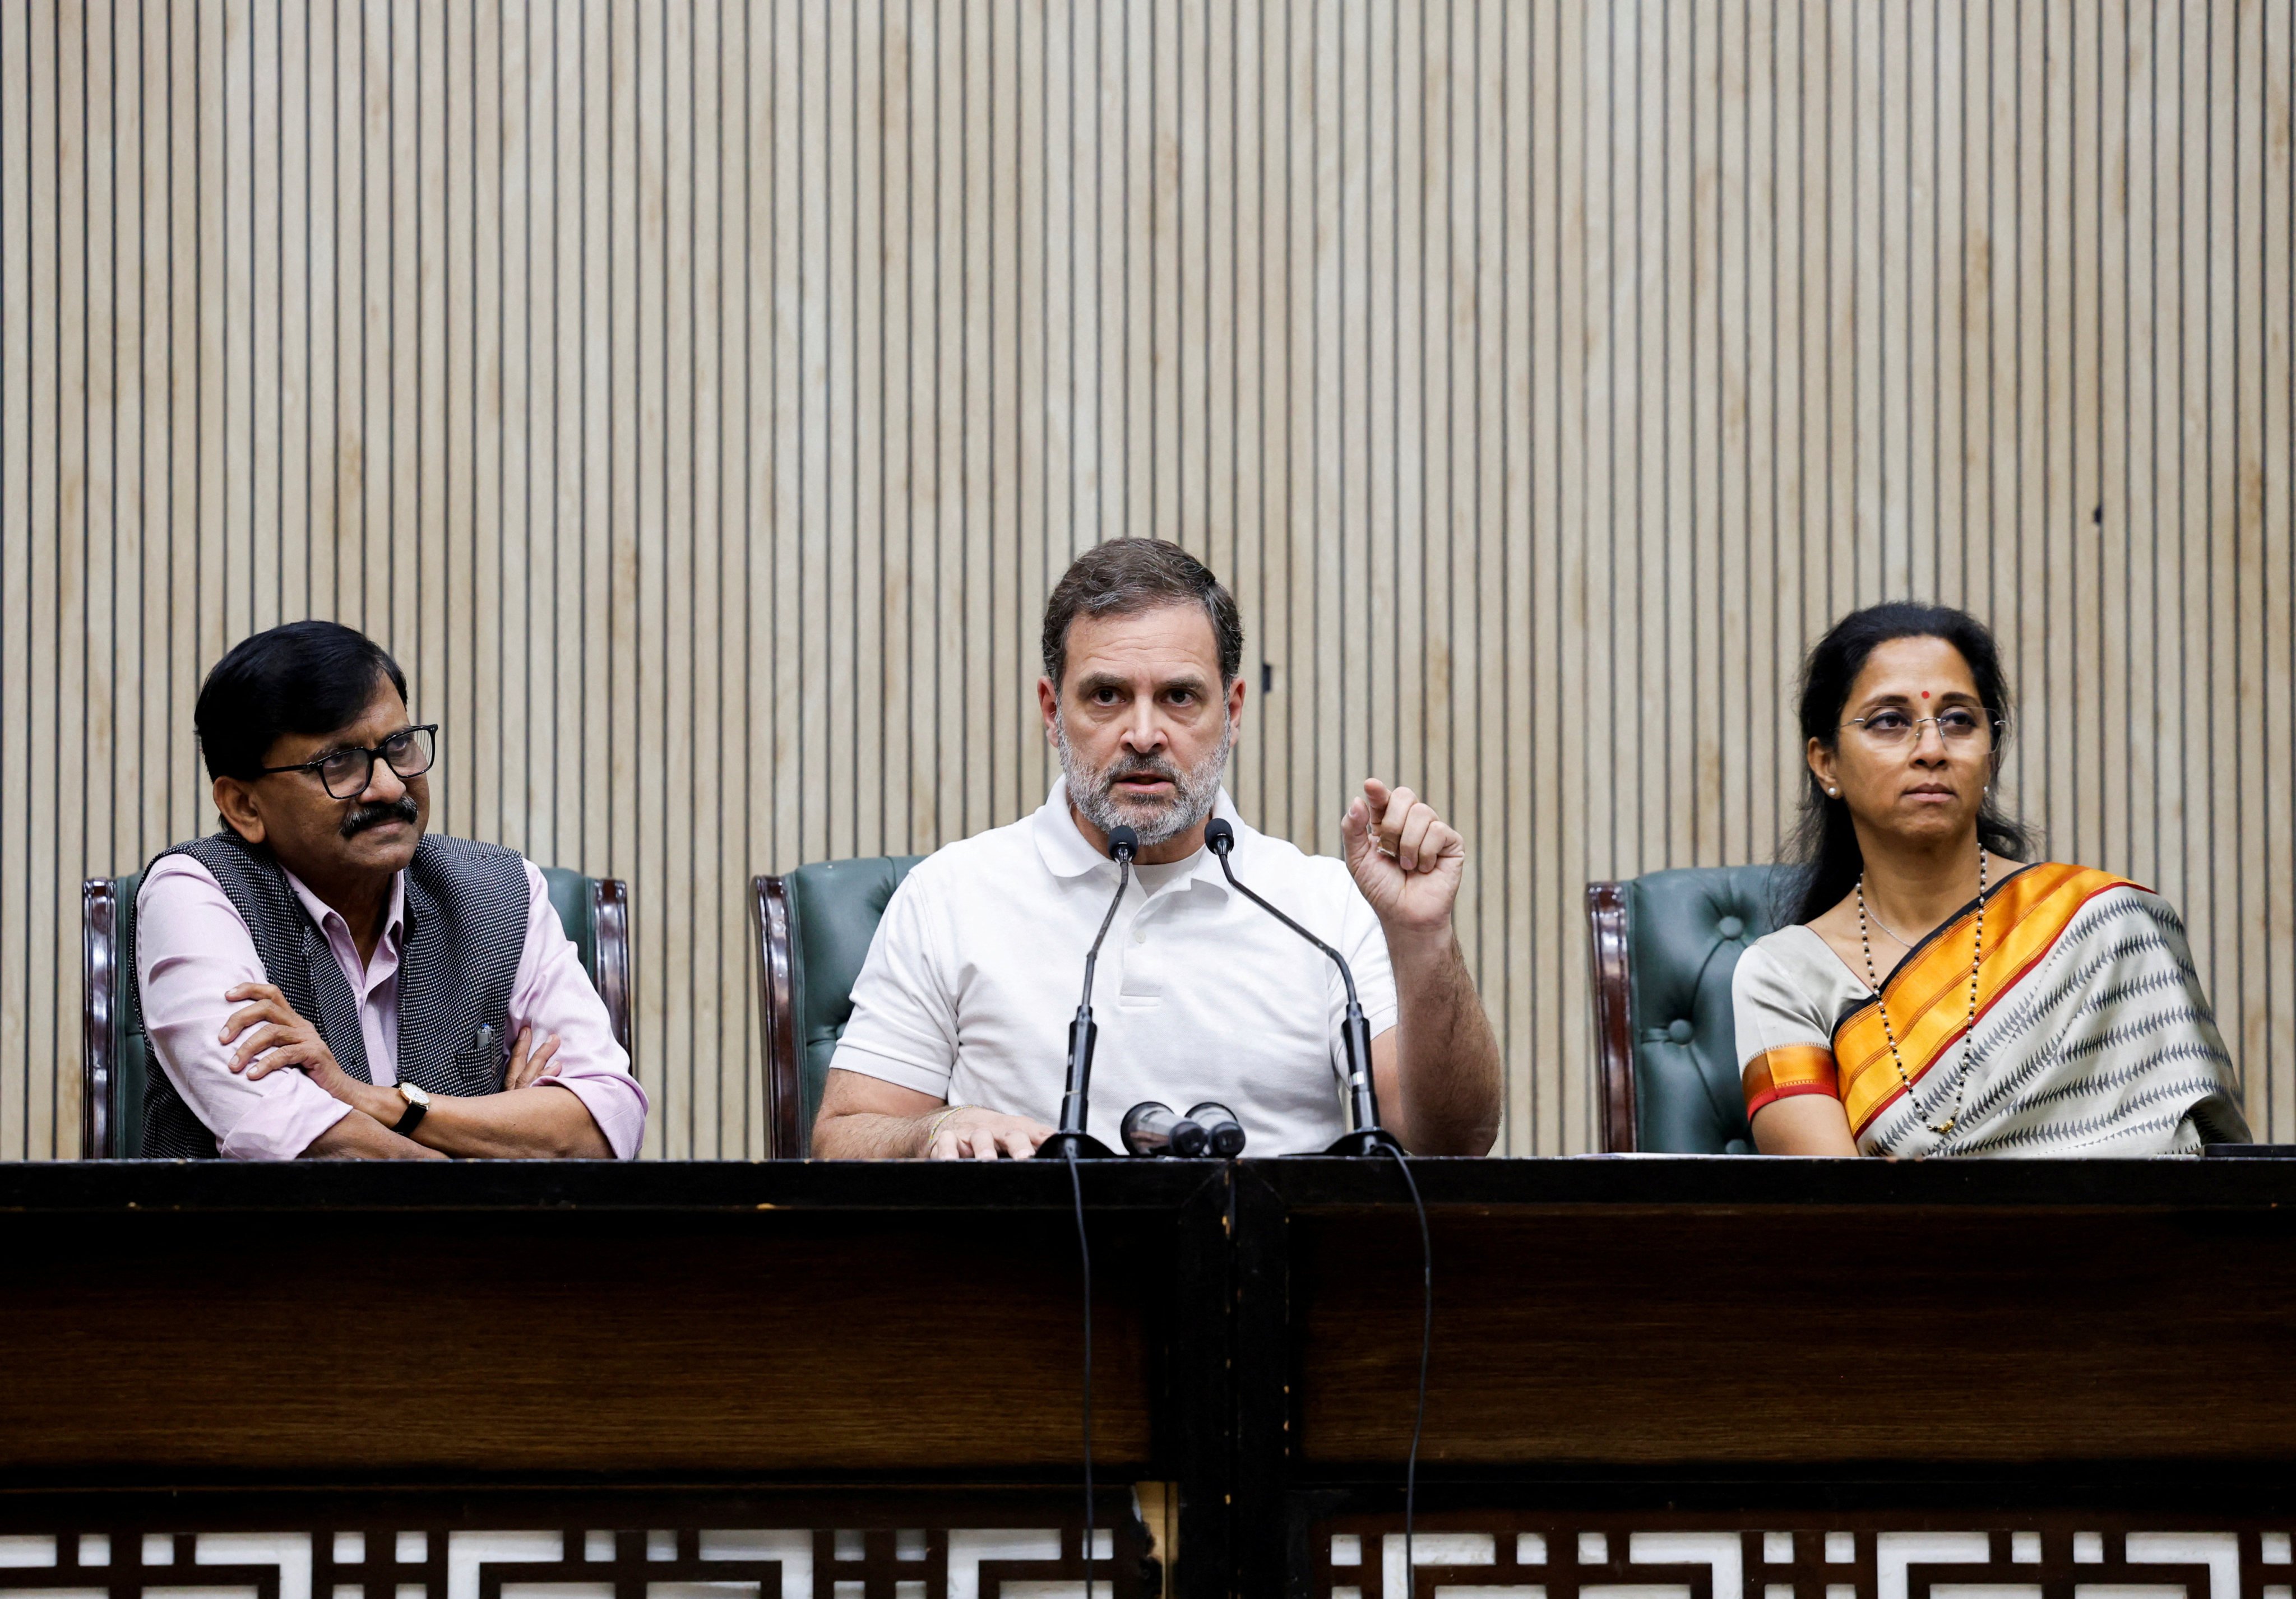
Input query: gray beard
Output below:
<box><xmin>1053</xmin><ymin>715</ymin><xmax>1233</xmax><ymax>849</ymax></box>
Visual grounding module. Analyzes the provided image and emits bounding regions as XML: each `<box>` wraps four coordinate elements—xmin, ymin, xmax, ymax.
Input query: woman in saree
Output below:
<box><xmin>1735</xmin><ymin>603</ymin><xmax>2248</xmax><ymax>1157</ymax></box>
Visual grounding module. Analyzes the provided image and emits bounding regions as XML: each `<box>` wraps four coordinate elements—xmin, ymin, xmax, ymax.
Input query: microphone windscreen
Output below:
<box><xmin>1121</xmin><ymin>1100</ymin><xmax>1208</xmax><ymax>1157</ymax></box>
<box><xmin>1187</xmin><ymin>1101</ymin><xmax>1247</xmax><ymax>1158</ymax></box>
<box><xmin>1107</xmin><ymin>824</ymin><xmax>1140</xmax><ymax>860</ymax></box>
<box><xmin>1205</xmin><ymin>817</ymin><xmax>1234</xmax><ymax>852</ymax></box>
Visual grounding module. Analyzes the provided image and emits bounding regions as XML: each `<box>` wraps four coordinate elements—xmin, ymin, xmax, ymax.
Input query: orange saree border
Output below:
<box><xmin>1834</xmin><ymin>863</ymin><xmax>2138</xmax><ymax>1137</ymax></box>
<box><xmin>1742</xmin><ymin>1044</ymin><xmax>1840</xmax><ymax>1119</ymax></box>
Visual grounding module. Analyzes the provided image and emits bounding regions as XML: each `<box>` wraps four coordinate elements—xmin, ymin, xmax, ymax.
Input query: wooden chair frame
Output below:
<box><xmin>81</xmin><ymin>879</ymin><xmax>122</xmax><ymax>1161</ymax></box>
<box><xmin>589</xmin><ymin>877</ymin><xmax>635</xmax><ymax>1058</ymax></box>
<box><xmin>1585</xmin><ymin>880</ymin><xmax>1637</xmax><ymax>1153</ymax></box>
<box><xmin>750</xmin><ymin>874</ymin><xmax>803</xmax><ymax>1160</ymax></box>
<box><xmin>82</xmin><ymin>873</ymin><xmax>635</xmax><ymax>1160</ymax></box>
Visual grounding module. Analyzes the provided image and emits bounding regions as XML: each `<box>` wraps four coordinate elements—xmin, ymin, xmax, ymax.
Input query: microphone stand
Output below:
<box><xmin>1206</xmin><ymin>819</ymin><xmax>1400</xmax><ymax>1156</ymax></box>
<box><xmin>1035</xmin><ymin>824</ymin><xmax>1138</xmax><ymax>1160</ymax></box>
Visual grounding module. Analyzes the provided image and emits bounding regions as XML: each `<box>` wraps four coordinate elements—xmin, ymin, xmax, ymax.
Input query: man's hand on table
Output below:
<box><xmin>812</xmin><ymin>1069</ymin><xmax>1054</xmax><ymax>1159</ymax></box>
<box><xmin>925</xmin><ymin>1105</ymin><xmax>1054</xmax><ymax>1161</ymax></box>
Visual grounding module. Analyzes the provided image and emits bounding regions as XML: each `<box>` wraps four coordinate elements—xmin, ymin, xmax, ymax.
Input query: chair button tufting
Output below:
<box><xmin>1667</xmin><ymin>1018</ymin><xmax>1695</xmax><ymax>1044</ymax></box>
<box><xmin>1717</xmin><ymin>915</ymin><xmax>1744</xmax><ymax>940</ymax></box>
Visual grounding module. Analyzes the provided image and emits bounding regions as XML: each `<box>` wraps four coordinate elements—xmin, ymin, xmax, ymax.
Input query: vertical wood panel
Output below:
<box><xmin>4</xmin><ymin>0</ymin><xmax>2294</xmax><ymax>1157</ymax></box>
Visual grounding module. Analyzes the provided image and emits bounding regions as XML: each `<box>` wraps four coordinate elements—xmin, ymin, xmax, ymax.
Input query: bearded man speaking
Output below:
<box><xmin>812</xmin><ymin>539</ymin><xmax>1502</xmax><ymax>1160</ymax></box>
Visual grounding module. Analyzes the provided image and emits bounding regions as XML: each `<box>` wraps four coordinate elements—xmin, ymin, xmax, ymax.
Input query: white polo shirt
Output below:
<box><xmin>830</xmin><ymin>777</ymin><xmax>1400</xmax><ymax>1155</ymax></box>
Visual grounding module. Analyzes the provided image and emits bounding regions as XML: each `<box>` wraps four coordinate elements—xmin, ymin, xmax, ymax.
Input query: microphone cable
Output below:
<box><xmin>1380</xmin><ymin>1140</ymin><xmax>1432</xmax><ymax>1584</ymax></box>
<box><xmin>1064</xmin><ymin>1142</ymin><xmax>1096</xmax><ymax>1598</ymax></box>
<box><xmin>1057</xmin><ymin>821</ymin><xmax>1133</xmax><ymax>1598</ymax></box>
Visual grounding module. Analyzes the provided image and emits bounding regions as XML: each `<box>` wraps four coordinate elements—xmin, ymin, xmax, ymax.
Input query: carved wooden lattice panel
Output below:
<box><xmin>0</xmin><ymin>1523</ymin><xmax>1140</xmax><ymax>1599</ymax></box>
<box><xmin>1309</xmin><ymin>1522</ymin><xmax>2294</xmax><ymax>1599</ymax></box>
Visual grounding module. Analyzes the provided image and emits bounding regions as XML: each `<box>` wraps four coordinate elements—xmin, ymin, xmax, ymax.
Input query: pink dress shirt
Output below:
<box><xmin>136</xmin><ymin>853</ymin><xmax>649</xmax><ymax>1160</ymax></box>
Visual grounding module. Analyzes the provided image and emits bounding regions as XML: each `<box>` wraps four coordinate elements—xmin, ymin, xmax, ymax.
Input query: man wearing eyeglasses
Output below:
<box><xmin>133</xmin><ymin>620</ymin><xmax>647</xmax><ymax>1160</ymax></box>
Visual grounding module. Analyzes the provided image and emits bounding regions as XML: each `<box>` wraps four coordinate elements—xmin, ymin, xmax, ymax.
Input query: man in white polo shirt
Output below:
<box><xmin>812</xmin><ymin>539</ymin><xmax>1504</xmax><ymax>1159</ymax></box>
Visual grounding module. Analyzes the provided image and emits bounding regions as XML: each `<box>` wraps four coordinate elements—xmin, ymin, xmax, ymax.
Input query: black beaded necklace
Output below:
<box><xmin>1856</xmin><ymin>844</ymin><xmax>1988</xmax><ymax>1139</ymax></box>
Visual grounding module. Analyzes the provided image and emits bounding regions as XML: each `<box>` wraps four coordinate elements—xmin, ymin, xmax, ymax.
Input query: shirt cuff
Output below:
<box><xmin>214</xmin><ymin>1081</ymin><xmax>360</xmax><ymax>1162</ymax></box>
<box><xmin>826</xmin><ymin>1043</ymin><xmax>953</xmax><ymax>1102</ymax></box>
<box><xmin>539</xmin><ymin>1073</ymin><xmax>649</xmax><ymax>1161</ymax></box>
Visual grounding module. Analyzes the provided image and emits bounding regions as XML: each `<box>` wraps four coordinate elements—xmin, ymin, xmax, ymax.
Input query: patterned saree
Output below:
<box><xmin>1736</xmin><ymin>861</ymin><xmax>2249</xmax><ymax>1157</ymax></box>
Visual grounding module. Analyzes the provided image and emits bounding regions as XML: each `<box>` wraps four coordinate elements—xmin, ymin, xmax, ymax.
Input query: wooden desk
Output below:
<box><xmin>0</xmin><ymin>1161</ymin><xmax>1228</xmax><ymax>1597</ymax></box>
<box><xmin>1238</xmin><ymin>1157</ymin><xmax>2296</xmax><ymax>1597</ymax></box>
<box><xmin>6</xmin><ymin>1158</ymin><xmax>2296</xmax><ymax>1599</ymax></box>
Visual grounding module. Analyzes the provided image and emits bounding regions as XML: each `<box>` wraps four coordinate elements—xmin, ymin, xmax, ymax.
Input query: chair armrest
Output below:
<box><xmin>590</xmin><ymin>878</ymin><xmax>634</xmax><ymax>1058</ymax></box>
<box><xmin>82</xmin><ymin>879</ymin><xmax>119</xmax><ymax>1160</ymax></box>
<box><xmin>753</xmin><ymin>874</ymin><xmax>803</xmax><ymax>1158</ymax></box>
<box><xmin>1585</xmin><ymin>881</ymin><xmax>1635</xmax><ymax>1153</ymax></box>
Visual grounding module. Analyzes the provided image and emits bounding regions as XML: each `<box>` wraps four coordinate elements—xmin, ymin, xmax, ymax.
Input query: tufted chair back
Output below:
<box><xmin>1585</xmin><ymin>864</ymin><xmax>1793</xmax><ymax>1153</ymax></box>
<box><xmin>753</xmin><ymin>856</ymin><xmax>925</xmax><ymax>1158</ymax></box>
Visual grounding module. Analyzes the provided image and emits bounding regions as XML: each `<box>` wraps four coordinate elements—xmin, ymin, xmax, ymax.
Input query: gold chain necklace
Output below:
<box><xmin>1857</xmin><ymin>847</ymin><xmax>1988</xmax><ymax>1139</ymax></box>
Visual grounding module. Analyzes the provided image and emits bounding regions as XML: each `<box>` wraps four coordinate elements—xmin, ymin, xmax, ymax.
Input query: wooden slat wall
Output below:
<box><xmin>3</xmin><ymin>0</ymin><xmax>2290</xmax><ymax>1158</ymax></box>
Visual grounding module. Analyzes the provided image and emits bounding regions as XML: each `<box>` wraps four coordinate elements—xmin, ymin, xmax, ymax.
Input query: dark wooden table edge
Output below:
<box><xmin>0</xmin><ymin>1158</ymin><xmax>1232</xmax><ymax>1213</ymax></box>
<box><xmin>1246</xmin><ymin>1152</ymin><xmax>2296</xmax><ymax>1211</ymax></box>
<box><xmin>11</xmin><ymin>1153</ymin><xmax>2296</xmax><ymax>1215</ymax></box>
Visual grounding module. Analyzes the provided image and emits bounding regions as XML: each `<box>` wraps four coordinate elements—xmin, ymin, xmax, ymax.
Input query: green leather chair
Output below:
<box><xmin>752</xmin><ymin>856</ymin><xmax>924</xmax><ymax>1158</ymax></box>
<box><xmin>81</xmin><ymin>866</ymin><xmax>632</xmax><ymax>1160</ymax></box>
<box><xmin>1585</xmin><ymin>864</ymin><xmax>1793</xmax><ymax>1153</ymax></box>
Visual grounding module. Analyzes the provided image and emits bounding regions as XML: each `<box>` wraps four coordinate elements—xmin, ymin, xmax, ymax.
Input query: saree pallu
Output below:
<box><xmin>1738</xmin><ymin>863</ymin><xmax>2249</xmax><ymax>1157</ymax></box>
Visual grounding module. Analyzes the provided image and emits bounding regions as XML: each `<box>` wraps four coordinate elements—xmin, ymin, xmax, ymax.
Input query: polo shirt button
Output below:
<box><xmin>1132</xmin><ymin>925</ymin><xmax>1147</xmax><ymax>944</ymax></box>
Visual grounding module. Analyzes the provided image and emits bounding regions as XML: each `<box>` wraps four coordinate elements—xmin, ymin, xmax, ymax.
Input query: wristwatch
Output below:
<box><xmin>391</xmin><ymin>1081</ymin><xmax>432</xmax><ymax>1136</ymax></box>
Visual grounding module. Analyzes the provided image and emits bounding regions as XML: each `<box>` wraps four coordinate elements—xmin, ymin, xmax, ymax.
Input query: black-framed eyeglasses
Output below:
<box><xmin>260</xmin><ymin>725</ymin><xmax>437</xmax><ymax>799</ymax></box>
<box><xmin>1841</xmin><ymin>707</ymin><xmax>2003</xmax><ymax>747</ymax></box>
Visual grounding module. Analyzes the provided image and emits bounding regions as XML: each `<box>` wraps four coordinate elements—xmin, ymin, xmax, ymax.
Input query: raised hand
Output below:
<box><xmin>1339</xmin><ymin>777</ymin><xmax>1466</xmax><ymax>938</ymax></box>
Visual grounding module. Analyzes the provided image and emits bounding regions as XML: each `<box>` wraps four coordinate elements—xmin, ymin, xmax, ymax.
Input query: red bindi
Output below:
<box><xmin>1920</xmin><ymin>690</ymin><xmax>1930</xmax><ymax>698</ymax></box>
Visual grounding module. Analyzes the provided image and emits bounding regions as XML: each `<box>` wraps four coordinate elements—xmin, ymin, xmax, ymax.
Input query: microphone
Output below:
<box><xmin>1186</xmin><ymin>1101</ymin><xmax>1248</xmax><ymax>1158</ymax></box>
<box><xmin>1121</xmin><ymin>1101</ymin><xmax>1210</xmax><ymax>1157</ymax></box>
<box><xmin>1204</xmin><ymin>816</ymin><xmax>1397</xmax><ymax>1156</ymax></box>
<box><xmin>1035</xmin><ymin>823</ymin><xmax>1140</xmax><ymax>1160</ymax></box>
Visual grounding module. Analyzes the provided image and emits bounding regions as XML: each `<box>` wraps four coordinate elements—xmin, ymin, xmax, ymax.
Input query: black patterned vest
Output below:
<box><xmin>129</xmin><ymin>831</ymin><xmax>533</xmax><ymax>1158</ymax></box>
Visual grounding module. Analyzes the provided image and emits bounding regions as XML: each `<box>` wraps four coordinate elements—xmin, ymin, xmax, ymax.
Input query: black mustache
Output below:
<box><xmin>341</xmin><ymin>796</ymin><xmax>419</xmax><ymax>838</ymax></box>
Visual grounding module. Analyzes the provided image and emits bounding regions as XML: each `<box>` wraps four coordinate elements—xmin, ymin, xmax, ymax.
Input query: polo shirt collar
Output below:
<box><xmin>1033</xmin><ymin>775</ymin><xmax>1242</xmax><ymax>897</ymax></box>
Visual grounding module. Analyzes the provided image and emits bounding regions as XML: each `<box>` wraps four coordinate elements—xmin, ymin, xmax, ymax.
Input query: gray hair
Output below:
<box><xmin>1040</xmin><ymin>539</ymin><xmax>1244</xmax><ymax>687</ymax></box>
